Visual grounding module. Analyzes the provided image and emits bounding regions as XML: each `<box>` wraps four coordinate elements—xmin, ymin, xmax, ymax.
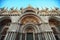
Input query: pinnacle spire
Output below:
<box><xmin>27</xmin><ymin>4</ymin><xmax>32</xmax><ymax>8</ymax></box>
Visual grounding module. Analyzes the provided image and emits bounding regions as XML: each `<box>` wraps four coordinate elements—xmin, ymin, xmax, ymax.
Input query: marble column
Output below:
<box><xmin>35</xmin><ymin>33</ymin><xmax>39</xmax><ymax>40</ymax></box>
<box><xmin>39</xmin><ymin>23</ymin><xmax>56</xmax><ymax>40</ymax></box>
<box><xmin>18</xmin><ymin>33</ymin><xmax>22</xmax><ymax>40</ymax></box>
<box><xmin>4</xmin><ymin>23</ymin><xmax>20</xmax><ymax>40</ymax></box>
<box><xmin>4</xmin><ymin>32</ymin><xmax>17</xmax><ymax>40</ymax></box>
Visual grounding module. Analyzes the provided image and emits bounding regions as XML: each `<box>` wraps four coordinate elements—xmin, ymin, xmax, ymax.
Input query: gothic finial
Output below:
<box><xmin>37</xmin><ymin>8</ymin><xmax>39</xmax><ymax>10</ymax></box>
<box><xmin>45</xmin><ymin>7</ymin><xmax>48</xmax><ymax>10</ymax></box>
<box><xmin>10</xmin><ymin>7</ymin><xmax>14</xmax><ymax>10</ymax></box>
<box><xmin>15</xmin><ymin>7</ymin><xmax>18</xmax><ymax>10</ymax></box>
<box><xmin>5</xmin><ymin>7</ymin><xmax>8</xmax><ymax>10</ymax></box>
<box><xmin>1</xmin><ymin>7</ymin><xmax>5</xmax><ymax>11</ymax></box>
<box><xmin>41</xmin><ymin>7</ymin><xmax>43</xmax><ymax>10</ymax></box>
<box><xmin>54</xmin><ymin>7</ymin><xmax>59</xmax><ymax>10</ymax></box>
<box><xmin>28</xmin><ymin>4</ymin><xmax>32</xmax><ymax>8</ymax></box>
<box><xmin>20</xmin><ymin>7</ymin><xmax>23</xmax><ymax>10</ymax></box>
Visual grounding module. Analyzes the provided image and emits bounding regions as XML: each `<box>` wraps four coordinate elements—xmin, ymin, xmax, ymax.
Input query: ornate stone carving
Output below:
<box><xmin>0</xmin><ymin>6</ymin><xmax>60</xmax><ymax>15</ymax></box>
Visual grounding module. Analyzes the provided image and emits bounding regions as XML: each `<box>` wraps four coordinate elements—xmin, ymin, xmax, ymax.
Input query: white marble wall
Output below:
<box><xmin>8</xmin><ymin>23</ymin><xmax>19</xmax><ymax>32</ymax></box>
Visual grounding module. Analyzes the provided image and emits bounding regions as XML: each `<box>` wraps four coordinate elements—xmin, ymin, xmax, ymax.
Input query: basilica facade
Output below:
<box><xmin>0</xmin><ymin>6</ymin><xmax>60</xmax><ymax>40</ymax></box>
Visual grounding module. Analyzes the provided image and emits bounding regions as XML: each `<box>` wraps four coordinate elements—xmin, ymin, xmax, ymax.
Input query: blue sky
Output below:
<box><xmin>0</xmin><ymin>0</ymin><xmax>60</xmax><ymax>9</ymax></box>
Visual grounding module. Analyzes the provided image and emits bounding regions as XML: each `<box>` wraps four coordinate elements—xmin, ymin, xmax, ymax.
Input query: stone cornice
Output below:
<box><xmin>0</xmin><ymin>14</ymin><xmax>60</xmax><ymax>16</ymax></box>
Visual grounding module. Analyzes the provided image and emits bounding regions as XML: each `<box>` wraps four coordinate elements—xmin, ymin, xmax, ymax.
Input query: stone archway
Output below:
<box><xmin>49</xmin><ymin>17</ymin><xmax>60</xmax><ymax>40</ymax></box>
<box><xmin>19</xmin><ymin>14</ymin><xmax>42</xmax><ymax>24</ymax></box>
<box><xmin>17</xmin><ymin>14</ymin><xmax>41</xmax><ymax>40</ymax></box>
<box><xmin>23</xmin><ymin>24</ymin><xmax>35</xmax><ymax>40</ymax></box>
<box><xmin>25</xmin><ymin>26</ymin><xmax>34</xmax><ymax>40</ymax></box>
<box><xmin>21</xmin><ymin>24</ymin><xmax>39</xmax><ymax>33</ymax></box>
<box><xmin>0</xmin><ymin>17</ymin><xmax>11</xmax><ymax>40</ymax></box>
<box><xmin>21</xmin><ymin>24</ymin><xmax>39</xmax><ymax>40</ymax></box>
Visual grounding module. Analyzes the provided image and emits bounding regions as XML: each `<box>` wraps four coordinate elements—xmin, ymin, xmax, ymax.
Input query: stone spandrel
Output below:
<box><xmin>10</xmin><ymin>16</ymin><xmax>20</xmax><ymax>22</ymax></box>
<box><xmin>40</xmin><ymin>23</ymin><xmax>52</xmax><ymax>32</ymax></box>
<box><xmin>40</xmin><ymin>16</ymin><xmax>49</xmax><ymax>23</ymax></box>
<box><xmin>8</xmin><ymin>23</ymin><xmax>19</xmax><ymax>32</ymax></box>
